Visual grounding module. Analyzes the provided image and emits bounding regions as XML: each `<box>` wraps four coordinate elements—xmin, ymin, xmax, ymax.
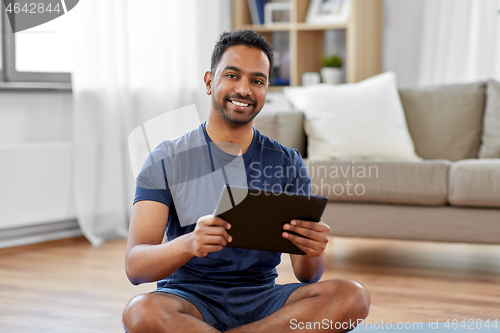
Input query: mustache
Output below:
<box><xmin>225</xmin><ymin>94</ymin><xmax>256</xmax><ymax>105</ymax></box>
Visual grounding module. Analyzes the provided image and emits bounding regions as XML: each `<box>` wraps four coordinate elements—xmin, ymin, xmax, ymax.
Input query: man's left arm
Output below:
<box><xmin>282</xmin><ymin>220</ymin><xmax>330</xmax><ymax>283</ymax></box>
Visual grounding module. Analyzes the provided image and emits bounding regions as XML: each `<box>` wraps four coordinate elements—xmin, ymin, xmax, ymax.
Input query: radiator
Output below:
<box><xmin>0</xmin><ymin>142</ymin><xmax>81</xmax><ymax>248</ymax></box>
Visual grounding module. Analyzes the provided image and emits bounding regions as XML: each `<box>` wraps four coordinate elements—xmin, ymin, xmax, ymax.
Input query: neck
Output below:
<box><xmin>205</xmin><ymin>112</ymin><xmax>254</xmax><ymax>155</ymax></box>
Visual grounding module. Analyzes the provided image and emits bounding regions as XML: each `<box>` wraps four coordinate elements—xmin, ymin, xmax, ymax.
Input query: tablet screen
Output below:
<box><xmin>215</xmin><ymin>185</ymin><xmax>327</xmax><ymax>255</ymax></box>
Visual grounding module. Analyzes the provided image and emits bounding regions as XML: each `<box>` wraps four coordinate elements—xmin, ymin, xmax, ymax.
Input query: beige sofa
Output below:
<box><xmin>254</xmin><ymin>81</ymin><xmax>500</xmax><ymax>244</ymax></box>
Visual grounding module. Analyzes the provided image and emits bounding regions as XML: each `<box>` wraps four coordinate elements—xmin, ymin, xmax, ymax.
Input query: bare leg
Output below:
<box><xmin>226</xmin><ymin>279</ymin><xmax>370</xmax><ymax>333</ymax></box>
<box><xmin>123</xmin><ymin>292</ymin><xmax>220</xmax><ymax>333</ymax></box>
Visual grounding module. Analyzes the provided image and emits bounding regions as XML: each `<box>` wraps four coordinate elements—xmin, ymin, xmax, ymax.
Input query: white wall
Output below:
<box><xmin>383</xmin><ymin>0</ymin><xmax>425</xmax><ymax>88</ymax></box>
<box><xmin>320</xmin><ymin>0</ymin><xmax>425</xmax><ymax>88</ymax></box>
<box><xmin>0</xmin><ymin>92</ymin><xmax>76</xmax><ymax>230</ymax></box>
<box><xmin>0</xmin><ymin>92</ymin><xmax>73</xmax><ymax>145</ymax></box>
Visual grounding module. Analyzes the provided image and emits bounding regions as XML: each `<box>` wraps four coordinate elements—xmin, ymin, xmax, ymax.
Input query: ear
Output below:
<box><xmin>204</xmin><ymin>71</ymin><xmax>213</xmax><ymax>95</ymax></box>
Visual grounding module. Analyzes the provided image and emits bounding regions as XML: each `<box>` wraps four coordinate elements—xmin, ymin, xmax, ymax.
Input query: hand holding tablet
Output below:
<box><xmin>214</xmin><ymin>185</ymin><xmax>328</xmax><ymax>255</ymax></box>
<box><xmin>282</xmin><ymin>219</ymin><xmax>331</xmax><ymax>257</ymax></box>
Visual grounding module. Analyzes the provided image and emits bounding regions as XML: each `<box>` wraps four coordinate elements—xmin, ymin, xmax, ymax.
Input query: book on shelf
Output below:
<box><xmin>248</xmin><ymin>0</ymin><xmax>269</xmax><ymax>25</ymax></box>
<box><xmin>270</xmin><ymin>31</ymin><xmax>290</xmax><ymax>86</ymax></box>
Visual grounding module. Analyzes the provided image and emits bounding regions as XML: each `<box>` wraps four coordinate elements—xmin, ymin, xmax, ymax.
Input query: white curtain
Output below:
<box><xmin>72</xmin><ymin>0</ymin><xmax>231</xmax><ymax>246</ymax></box>
<box><xmin>419</xmin><ymin>0</ymin><xmax>500</xmax><ymax>86</ymax></box>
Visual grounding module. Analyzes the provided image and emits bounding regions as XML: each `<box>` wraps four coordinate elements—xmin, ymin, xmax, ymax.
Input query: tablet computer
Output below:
<box><xmin>214</xmin><ymin>185</ymin><xmax>328</xmax><ymax>255</ymax></box>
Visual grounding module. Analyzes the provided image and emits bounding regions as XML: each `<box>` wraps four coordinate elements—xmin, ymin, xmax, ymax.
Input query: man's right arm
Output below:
<box><xmin>125</xmin><ymin>200</ymin><xmax>232</xmax><ymax>285</ymax></box>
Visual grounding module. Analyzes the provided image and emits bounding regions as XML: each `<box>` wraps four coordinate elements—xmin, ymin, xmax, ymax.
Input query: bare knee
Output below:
<box><xmin>320</xmin><ymin>279</ymin><xmax>371</xmax><ymax>322</ymax></box>
<box><xmin>123</xmin><ymin>293</ymin><xmax>183</xmax><ymax>333</ymax></box>
<box><xmin>123</xmin><ymin>294</ymin><xmax>157</xmax><ymax>333</ymax></box>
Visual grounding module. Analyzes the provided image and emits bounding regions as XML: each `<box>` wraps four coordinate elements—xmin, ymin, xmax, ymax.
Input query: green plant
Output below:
<box><xmin>322</xmin><ymin>54</ymin><xmax>342</xmax><ymax>68</ymax></box>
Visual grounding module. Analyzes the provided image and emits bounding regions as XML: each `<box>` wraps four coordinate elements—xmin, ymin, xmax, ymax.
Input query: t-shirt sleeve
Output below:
<box><xmin>287</xmin><ymin>150</ymin><xmax>311</xmax><ymax>196</ymax></box>
<box><xmin>133</xmin><ymin>143</ymin><xmax>173</xmax><ymax>207</ymax></box>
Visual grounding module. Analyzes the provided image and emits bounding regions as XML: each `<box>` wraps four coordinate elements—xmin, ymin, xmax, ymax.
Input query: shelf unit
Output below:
<box><xmin>232</xmin><ymin>0</ymin><xmax>383</xmax><ymax>89</ymax></box>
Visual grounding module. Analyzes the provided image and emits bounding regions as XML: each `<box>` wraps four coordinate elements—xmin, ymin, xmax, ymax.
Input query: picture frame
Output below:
<box><xmin>264</xmin><ymin>2</ymin><xmax>291</xmax><ymax>25</ymax></box>
<box><xmin>306</xmin><ymin>0</ymin><xmax>351</xmax><ymax>25</ymax></box>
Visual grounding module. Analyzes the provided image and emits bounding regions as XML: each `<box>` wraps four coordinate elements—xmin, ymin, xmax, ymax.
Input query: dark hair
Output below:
<box><xmin>211</xmin><ymin>30</ymin><xmax>273</xmax><ymax>79</ymax></box>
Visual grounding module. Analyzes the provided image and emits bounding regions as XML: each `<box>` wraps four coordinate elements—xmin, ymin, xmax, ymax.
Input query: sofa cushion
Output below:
<box><xmin>479</xmin><ymin>80</ymin><xmax>500</xmax><ymax>158</ymax></box>
<box><xmin>305</xmin><ymin>159</ymin><xmax>450</xmax><ymax>205</ymax></box>
<box><xmin>448</xmin><ymin>159</ymin><xmax>500</xmax><ymax>208</ymax></box>
<box><xmin>253</xmin><ymin>111</ymin><xmax>306</xmax><ymax>157</ymax></box>
<box><xmin>399</xmin><ymin>82</ymin><xmax>486</xmax><ymax>161</ymax></box>
<box><xmin>284</xmin><ymin>72</ymin><xmax>421</xmax><ymax>161</ymax></box>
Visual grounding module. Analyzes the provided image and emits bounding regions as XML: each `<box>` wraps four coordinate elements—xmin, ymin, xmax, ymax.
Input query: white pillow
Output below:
<box><xmin>283</xmin><ymin>72</ymin><xmax>421</xmax><ymax>161</ymax></box>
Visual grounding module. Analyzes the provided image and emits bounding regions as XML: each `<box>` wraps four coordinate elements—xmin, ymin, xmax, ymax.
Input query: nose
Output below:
<box><xmin>234</xmin><ymin>78</ymin><xmax>251</xmax><ymax>97</ymax></box>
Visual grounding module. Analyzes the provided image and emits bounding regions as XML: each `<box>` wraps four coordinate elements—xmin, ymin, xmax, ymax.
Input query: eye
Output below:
<box><xmin>253</xmin><ymin>80</ymin><xmax>265</xmax><ymax>85</ymax></box>
<box><xmin>226</xmin><ymin>73</ymin><xmax>237</xmax><ymax>79</ymax></box>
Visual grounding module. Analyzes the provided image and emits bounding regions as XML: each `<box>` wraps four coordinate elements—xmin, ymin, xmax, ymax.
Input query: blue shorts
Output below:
<box><xmin>155</xmin><ymin>282</ymin><xmax>306</xmax><ymax>331</ymax></box>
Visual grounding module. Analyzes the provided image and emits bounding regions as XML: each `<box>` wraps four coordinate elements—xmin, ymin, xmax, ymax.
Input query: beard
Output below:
<box><xmin>212</xmin><ymin>94</ymin><xmax>260</xmax><ymax>125</ymax></box>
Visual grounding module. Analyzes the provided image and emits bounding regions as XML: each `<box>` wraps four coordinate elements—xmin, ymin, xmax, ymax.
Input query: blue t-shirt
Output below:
<box><xmin>134</xmin><ymin>123</ymin><xmax>311</xmax><ymax>288</ymax></box>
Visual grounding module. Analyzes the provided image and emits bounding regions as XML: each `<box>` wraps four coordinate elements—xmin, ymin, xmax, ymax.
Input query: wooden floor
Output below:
<box><xmin>0</xmin><ymin>236</ymin><xmax>499</xmax><ymax>332</ymax></box>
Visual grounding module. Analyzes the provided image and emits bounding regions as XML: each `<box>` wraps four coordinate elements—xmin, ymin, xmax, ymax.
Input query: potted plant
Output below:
<box><xmin>320</xmin><ymin>54</ymin><xmax>343</xmax><ymax>85</ymax></box>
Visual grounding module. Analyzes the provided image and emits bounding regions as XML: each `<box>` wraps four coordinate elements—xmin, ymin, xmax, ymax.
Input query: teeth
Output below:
<box><xmin>231</xmin><ymin>100</ymin><xmax>249</xmax><ymax>107</ymax></box>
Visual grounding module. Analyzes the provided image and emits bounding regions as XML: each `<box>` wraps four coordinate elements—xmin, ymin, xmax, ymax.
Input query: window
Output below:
<box><xmin>1</xmin><ymin>1</ymin><xmax>74</xmax><ymax>88</ymax></box>
<box><xmin>0</xmin><ymin>7</ymin><xmax>3</xmax><ymax>77</ymax></box>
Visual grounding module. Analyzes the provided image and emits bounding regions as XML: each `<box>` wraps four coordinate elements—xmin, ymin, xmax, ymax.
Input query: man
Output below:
<box><xmin>123</xmin><ymin>30</ymin><xmax>369</xmax><ymax>333</ymax></box>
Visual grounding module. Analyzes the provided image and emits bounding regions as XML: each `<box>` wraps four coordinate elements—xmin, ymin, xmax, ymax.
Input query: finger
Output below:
<box><xmin>198</xmin><ymin>226</ymin><xmax>233</xmax><ymax>242</ymax></box>
<box><xmin>282</xmin><ymin>232</ymin><xmax>325</xmax><ymax>255</ymax></box>
<box><xmin>288</xmin><ymin>220</ymin><xmax>330</xmax><ymax>233</ymax></box>
<box><xmin>283</xmin><ymin>224</ymin><xmax>329</xmax><ymax>242</ymax></box>
<box><xmin>203</xmin><ymin>235</ymin><xmax>229</xmax><ymax>246</ymax></box>
<box><xmin>283</xmin><ymin>232</ymin><xmax>322</xmax><ymax>256</ymax></box>
<box><xmin>195</xmin><ymin>225</ymin><xmax>233</xmax><ymax>242</ymax></box>
<box><xmin>218</xmin><ymin>230</ymin><xmax>232</xmax><ymax>243</ymax></box>
<box><xmin>283</xmin><ymin>231</ymin><xmax>317</xmax><ymax>248</ymax></box>
<box><xmin>197</xmin><ymin>245</ymin><xmax>224</xmax><ymax>255</ymax></box>
<box><xmin>199</xmin><ymin>215</ymin><xmax>231</xmax><ymax>229</ymax></box>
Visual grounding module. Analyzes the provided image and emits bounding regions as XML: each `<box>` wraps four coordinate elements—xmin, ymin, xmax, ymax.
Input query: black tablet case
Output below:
<box><xmin>215</xmin><ymin>186</ymin><xmax>328</xmax><ymax>255</ymax></box>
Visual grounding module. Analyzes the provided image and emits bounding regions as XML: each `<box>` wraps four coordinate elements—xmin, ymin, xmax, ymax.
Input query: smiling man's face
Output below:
<box><xmin>206</xmin><ymin>44</ymin><xmax>270</xmax><ymax>125</ymax></box>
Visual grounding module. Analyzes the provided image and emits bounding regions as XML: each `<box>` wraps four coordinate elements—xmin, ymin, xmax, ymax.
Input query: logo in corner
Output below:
<box><xmin>2</xmin><ymin>0</ymin><xmax>79</xmax><ymax>33</ymax></box>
